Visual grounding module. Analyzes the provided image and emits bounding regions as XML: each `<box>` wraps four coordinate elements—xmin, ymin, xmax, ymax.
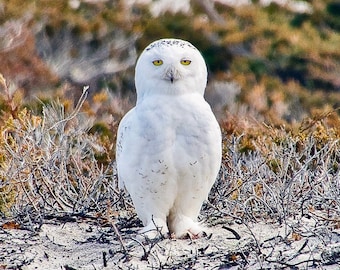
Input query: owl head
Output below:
<box><xmin>135</xmin><ymin>39</ymin><xmax>208</xmax><ymax>100</ymax></box>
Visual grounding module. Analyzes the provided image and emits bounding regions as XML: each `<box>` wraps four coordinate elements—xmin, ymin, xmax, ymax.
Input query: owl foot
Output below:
<box><xmin>138</xmin><ymin>218</ymin><xmax>169</xmax><ymax>241</ymax></box>
<box><xmin>186</xmin><ymin>227</ymin><xmax>208</xmax><ymax>239</ymax></box>
<box><xmin>169</xmin><ymin>215</ymin><xmax>207</xmax><ymax>239</ymax></box>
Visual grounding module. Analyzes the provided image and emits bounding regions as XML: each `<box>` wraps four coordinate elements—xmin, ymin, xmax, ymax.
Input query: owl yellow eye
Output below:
<box><xmin>152</xmin><ymin>60</ymin><xmax>163</xmax><ymax>66</ymax></box>
<box><xmin>180</xmin><ymin>59</ymin><xmax>191</xmax><ymax>66</ymax></box>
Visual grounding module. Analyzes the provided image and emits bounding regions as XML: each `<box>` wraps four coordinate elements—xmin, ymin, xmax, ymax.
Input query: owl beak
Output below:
<box><xmin>164</xmin><ymin>67</ymin><xmax>179</xmax><ymax>83</ymax></box>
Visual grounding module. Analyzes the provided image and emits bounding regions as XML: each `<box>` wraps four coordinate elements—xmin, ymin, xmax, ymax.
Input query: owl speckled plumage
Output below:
<box><xmin>116</xmin><ymin>38</ymin><xmax>222</xmax><ymax>238</ymax></box>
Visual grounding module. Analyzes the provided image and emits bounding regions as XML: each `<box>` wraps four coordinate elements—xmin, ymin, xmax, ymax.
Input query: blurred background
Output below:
<box><xmin>1</xmin><ymin>0</ymin><xmax>340</xmax><ymax>129</ymax></box>
<box><xmin>1</xmin><ymin>3</ymin><xmax>340</xmax><ymax>267</ymax></box>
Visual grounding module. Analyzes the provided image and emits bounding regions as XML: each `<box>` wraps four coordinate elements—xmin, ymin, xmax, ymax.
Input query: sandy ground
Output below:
<box><xmin>1</xmin><ymin>215</ymin><xmax>340</xmax><ymax>270</ymax></box>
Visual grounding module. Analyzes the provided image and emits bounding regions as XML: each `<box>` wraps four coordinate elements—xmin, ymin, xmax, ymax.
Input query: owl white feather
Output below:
<box><xmin>116</xmin><ymin>38</ymin><xmax>222</xmax><ymax>238</ymax></box>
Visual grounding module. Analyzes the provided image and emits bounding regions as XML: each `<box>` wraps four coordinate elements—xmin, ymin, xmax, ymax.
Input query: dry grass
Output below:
<box><xmin>211</xmin><ymin>132</ymin><xmax>340</xmax><ymax>223</ymax></box>
<box><xmin>0</xmin><ymin>78</ymin><xmax>339</xmax><ymax>268</ymax></box>
<box><xmin>0</xmin><ymin>85</ymin><xmax>127</xmax><ymax>228</ymax></box>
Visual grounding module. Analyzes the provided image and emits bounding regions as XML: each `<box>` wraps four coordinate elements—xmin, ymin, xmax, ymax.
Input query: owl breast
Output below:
<box><xmin>127</xmin><ymin>93</ymin><xmax>221</xmax><ymax>190</ymax></box>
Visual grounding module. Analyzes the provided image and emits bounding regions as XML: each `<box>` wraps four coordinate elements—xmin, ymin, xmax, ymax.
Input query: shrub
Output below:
<box><xmin>0</xmin><ymin>80</ymin><xmax>124</xmax><ymax>226</ymax></box>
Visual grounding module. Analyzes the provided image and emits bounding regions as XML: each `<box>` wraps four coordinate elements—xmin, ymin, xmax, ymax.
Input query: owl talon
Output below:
<box><xmin>187</xmin><ymin>229</ymin><xmax>207</xmax><ymax>239</ymax></box>
<box><xmin>138</xmin><ymin>218</ymin><xmax>169</xmax><ymax>240</ymax></box>
<box><xmin>137</xmin><ymin>230</ymin><xmax>169</xmax><ymax>242</ymax></box>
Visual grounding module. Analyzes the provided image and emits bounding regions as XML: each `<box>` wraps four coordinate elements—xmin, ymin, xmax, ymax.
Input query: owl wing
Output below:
<box><xmin>116</xmin><ymin>108</ymin><xmax>136</xmax><ymax>189</ymax></box>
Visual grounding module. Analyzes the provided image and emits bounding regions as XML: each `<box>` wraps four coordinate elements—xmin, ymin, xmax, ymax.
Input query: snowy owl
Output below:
<box><xmin>116</xmin><ymin>38</ymin><xmax>222</xmax><ymax>239</ymax></box>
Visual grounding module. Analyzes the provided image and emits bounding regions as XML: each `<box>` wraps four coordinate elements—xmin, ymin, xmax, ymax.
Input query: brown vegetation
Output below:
<box><xmin>1</xmin><ymin>0</ymin><xmax>340</xmax><ymax>268</ymax></box>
